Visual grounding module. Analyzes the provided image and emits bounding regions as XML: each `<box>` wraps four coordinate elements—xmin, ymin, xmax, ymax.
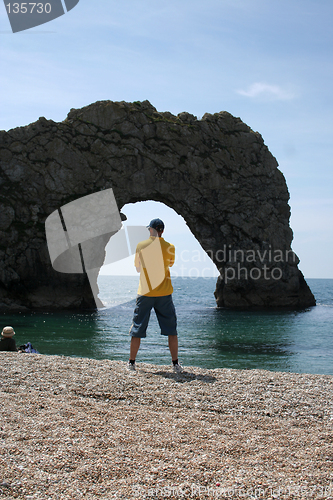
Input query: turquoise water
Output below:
<box><xmin>1</xmin><ymin>278</ymin><xmax>332</xmax><ymax>375</ymax></box>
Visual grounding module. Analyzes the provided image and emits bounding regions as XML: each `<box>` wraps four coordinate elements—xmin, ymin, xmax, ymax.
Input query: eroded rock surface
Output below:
<box><xmin>0</xmin><ymin>100</ymin><xmax>315</xmax><ymax>311</ymax></box>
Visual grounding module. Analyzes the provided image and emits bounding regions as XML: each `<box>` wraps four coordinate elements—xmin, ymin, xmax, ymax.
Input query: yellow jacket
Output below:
<box><xmin>134</xmin><ymin>237</ymin><xmax>175</xmax><ymax>296</ymax></box>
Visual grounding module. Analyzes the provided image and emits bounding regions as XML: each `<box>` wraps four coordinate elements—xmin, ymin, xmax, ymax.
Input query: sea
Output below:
<box><xmin>1</xmin><ymin>277</ymin><xmax>332</xmax><ymax>376</ymax></box>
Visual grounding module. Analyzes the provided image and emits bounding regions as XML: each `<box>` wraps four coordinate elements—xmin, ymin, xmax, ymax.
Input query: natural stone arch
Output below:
<box><xmin>0</xmin><ymin>100</ymin><xmax>315</xmax><ymax>311</ymax></box>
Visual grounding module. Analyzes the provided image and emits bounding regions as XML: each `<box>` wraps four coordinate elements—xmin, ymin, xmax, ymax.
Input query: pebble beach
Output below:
<box><xmin>0</xmin><ymin>353</ymin><xmax>332</xmax><ymax>500</ymax></box>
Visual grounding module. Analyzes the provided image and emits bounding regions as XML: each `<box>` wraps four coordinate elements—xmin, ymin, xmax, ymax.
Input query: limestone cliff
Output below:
<box><xmin>0</xmin><ymin>100</ymin><xmax>315</xmax><ymax>311</ymax></box>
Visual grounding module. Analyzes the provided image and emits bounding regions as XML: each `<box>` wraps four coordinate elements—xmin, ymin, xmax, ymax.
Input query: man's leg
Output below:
<box><xmin>130</xmin><ymin>337</ymin><xmax>141</xmax><ymax>361</ymax></box>
<box><xmin>168</xmin><ymin>334</ymin><xmax>178</xmax><ymax>362</ymax></box>
<box><xmin>154</xmin><ymin>295</ymin><xmax>180</xmax><ymax>367</ymax></box>
<box><xmin>129</xmin><ymin>295</ymin><xmax>153</xmax><ymax>366</ymax></box>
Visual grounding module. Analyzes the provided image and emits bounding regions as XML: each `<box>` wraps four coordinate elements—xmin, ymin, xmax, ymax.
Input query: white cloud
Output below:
<box><xmin>237</xmin><ymin>82</ymin><xmax>295</xmax><ymax>100</ymax></box>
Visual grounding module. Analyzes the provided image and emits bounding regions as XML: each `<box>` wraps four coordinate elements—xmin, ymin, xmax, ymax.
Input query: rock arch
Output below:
<box><xmin>0</xmin><ymin>100</ymin><xmax>315</xmax><ymax>311</ymax></box>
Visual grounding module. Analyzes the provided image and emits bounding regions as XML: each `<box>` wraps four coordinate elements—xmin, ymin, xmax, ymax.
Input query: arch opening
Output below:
<box><xmin>96</xmin><ymin>200</ymin><xmax>218</xmax><ymax>308</ymax></box>
<box><xmin>100</xmin><ymin>200</ymin><xmax>218</xmax><ymax>279</ymax></box>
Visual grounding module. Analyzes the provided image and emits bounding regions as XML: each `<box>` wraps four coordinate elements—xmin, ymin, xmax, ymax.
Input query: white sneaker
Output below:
<box><xmin>127</xmin><ymin>361</ymin><xmax>136</xmax><ymax>371</ymax></box>
<box><xmin>172</xmin><ymin>363</ymin><xmax>183</xmax><ymax>373</ymax></box>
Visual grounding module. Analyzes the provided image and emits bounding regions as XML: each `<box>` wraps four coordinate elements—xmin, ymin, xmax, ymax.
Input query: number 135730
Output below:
<box><xmin>6</xmin><ymin>3</ymin><xmax>52</xmax><ymax>14</ymax></box>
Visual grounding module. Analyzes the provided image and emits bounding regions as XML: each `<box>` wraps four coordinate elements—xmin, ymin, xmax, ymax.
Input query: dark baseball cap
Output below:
<box><xmin>147</xmin><ymin>218</ymin><xmax>165</xmax><ymax>230</ymax></box>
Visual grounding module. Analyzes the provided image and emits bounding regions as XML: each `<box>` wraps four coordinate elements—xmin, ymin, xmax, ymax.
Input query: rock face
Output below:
<box><xmin>0</xmin><ymin>100</ymin><xmax>315</xmax><ymax>311</ymax></box>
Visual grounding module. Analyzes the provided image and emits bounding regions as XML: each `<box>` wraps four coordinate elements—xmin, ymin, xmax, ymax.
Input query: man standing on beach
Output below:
<box><xmin>128</xmin><ymin>218</ymin><xmax>182</xmax><ymax>373</ymax></box>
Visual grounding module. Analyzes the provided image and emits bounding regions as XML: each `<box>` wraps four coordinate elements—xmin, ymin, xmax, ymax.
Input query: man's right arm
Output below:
<box><xmin>167</xmin><ymin>244</ymin><xmax>175</xmax><ymax>267</ymax></box>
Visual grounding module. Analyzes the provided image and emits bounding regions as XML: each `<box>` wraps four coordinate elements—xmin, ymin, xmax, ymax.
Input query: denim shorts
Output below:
<box><xmin>129</xmin><ymin>294</ymin><xmax>177</xmax><ymax>338</ymax></box>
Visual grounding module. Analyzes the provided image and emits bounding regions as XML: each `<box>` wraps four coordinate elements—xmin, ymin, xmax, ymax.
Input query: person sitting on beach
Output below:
<box><xmin>0</xmin><ymin>326</ymin><xmax>18</xmax><ymax>352</ymax></box>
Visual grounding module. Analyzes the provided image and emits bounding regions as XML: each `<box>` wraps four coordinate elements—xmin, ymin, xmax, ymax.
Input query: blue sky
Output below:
<box><xmin>1</xmin><ymin>0</ymin><xmax>332</xmax><ymax>278</ymax></box>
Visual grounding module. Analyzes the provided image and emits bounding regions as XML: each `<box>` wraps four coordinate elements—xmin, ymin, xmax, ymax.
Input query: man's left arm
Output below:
<box><xmin>134</xmin><ymin>247</ymin><xmax>141</xmax><ymax>273</ymax></box>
